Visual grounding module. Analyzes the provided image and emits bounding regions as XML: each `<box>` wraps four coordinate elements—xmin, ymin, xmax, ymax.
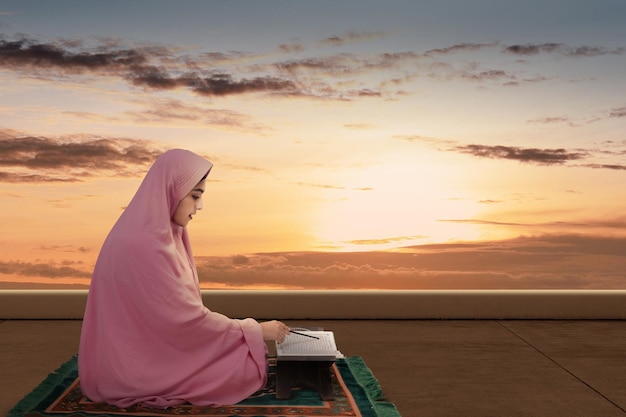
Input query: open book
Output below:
<box><xmin>276</xmin><ymin>330</ymin><xmax>344</xmax><ymax>361</ymax></box>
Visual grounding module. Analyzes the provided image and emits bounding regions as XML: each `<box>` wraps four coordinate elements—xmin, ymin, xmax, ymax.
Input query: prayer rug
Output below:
<box><xmin>9</xmin><ymin>356</ymin><xmax>400</xmax><ymax>417</ymax></box>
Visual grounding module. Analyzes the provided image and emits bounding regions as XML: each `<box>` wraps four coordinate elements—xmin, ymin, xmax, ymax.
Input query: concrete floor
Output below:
<box><xmin>1</xmin><ymin>320</ymin><xmax>625</xmax><ymax>417</ymax></box>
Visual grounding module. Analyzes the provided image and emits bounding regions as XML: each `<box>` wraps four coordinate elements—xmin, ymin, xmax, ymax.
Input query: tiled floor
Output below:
<box><xmin>1</xmin><ymin>320</ymin><xmax>625</xmax><ymax>417</ymax></box>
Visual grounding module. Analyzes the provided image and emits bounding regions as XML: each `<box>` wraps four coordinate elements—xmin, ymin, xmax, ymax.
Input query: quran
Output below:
<box><xmin>276</xmin><ymin>330</ymin><xmax>344</xmax><ymax>361</ymax></box>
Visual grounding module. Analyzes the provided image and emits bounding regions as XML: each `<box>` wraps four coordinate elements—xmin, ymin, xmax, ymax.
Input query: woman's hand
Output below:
<box><xmin>260</xmin><ymin>320</ymin><xmax>290</xmax><ymax>344</ymax></box>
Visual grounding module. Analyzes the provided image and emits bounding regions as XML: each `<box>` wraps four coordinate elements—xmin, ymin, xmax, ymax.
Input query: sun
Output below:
<box><xmin>312</xmin><ymin>152</ymin><xmax>484</xmax><ymax>251</ymax></box>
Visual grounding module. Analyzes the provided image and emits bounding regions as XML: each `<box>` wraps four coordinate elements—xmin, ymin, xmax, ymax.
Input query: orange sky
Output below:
<box><xmin>1</xmin><ymin>1</ymin><xmax>625</xmax><ymax>289</ymax></box>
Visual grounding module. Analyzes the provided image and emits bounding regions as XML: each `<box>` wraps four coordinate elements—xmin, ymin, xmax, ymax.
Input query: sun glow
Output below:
<box><xmin>313</xmin><ymin>152</ymin><xmax>484</xmax><ymax>251</ymax></box>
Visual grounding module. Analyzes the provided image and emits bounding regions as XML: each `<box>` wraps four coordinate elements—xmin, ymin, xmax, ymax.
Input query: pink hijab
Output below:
<box><xmin>78</xmin><ymin>149</ymin><xmax>267</xmax><ymax>408</ymax></box>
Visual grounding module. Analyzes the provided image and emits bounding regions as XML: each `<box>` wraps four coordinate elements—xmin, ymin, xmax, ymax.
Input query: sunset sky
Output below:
<box><xmin>1</xmin><ymin>0</ymin><xmax>625</xmax><ymax>289</ymax></box>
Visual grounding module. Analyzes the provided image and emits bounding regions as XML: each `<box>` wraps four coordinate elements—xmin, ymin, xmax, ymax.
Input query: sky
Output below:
<box><xmin>0</xmin><ymin>0</ymin><xmax>625</xmax><ymax>290</ymax></box>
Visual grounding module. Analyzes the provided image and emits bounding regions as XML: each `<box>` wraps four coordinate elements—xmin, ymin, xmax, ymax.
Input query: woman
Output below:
<box><xmin>78</xmin><ymin>149</ymin><xmax>290</xmax><ymax>408</ymax></box>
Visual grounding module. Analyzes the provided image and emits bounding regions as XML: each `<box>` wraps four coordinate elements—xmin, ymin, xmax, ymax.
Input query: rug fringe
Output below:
<box><xmin>344</xmin><ymin>356</ymin><xmax>402</xmax><ymax>417</ymax></box>
<box><xmin>7</xmin><ymin>355</ymin><xmax>78</xmax><ymax>417</ymax></box>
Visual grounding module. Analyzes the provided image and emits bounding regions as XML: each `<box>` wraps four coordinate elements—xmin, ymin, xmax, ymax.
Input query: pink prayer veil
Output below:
<box><xmin>122</xmin><ymin>148</ymin><xmax>213</xmax><ymax>230</ymax></box>
<box><xmin>105</xmin><ymin>148</ymin><xmax>213</xmax><ymax>288</ymax></box>
<box><xmin>79</xmin><ymin>149</ymin><xmax>267</xmax><ymax>408</ymax></box>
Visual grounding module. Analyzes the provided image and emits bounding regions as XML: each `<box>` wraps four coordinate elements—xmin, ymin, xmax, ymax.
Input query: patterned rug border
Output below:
<box><xmin>9</xmin><ymin>356</ymin><xmax>401</xmax><ymax>417</ymax></box>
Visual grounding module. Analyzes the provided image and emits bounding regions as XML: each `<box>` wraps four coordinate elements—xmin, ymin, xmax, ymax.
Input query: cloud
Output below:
<box><xmin>36</xmin><ymin>244</ymin><xmax>92</xmax><ymax>253</ymax></box>
<box><xmin>397</xmin><ymin>135</ymin><xmax>626</xmax><ymax>170</ymax></box>
<box><xmin>440</xmin><ymin>217</ymin><xmax>626</xmax><ymax>231</ymax></box>
<box><xmin>346</xmin><ymin>235</ymin><xmax>428</xmax><ymax>245</ymax></box>
<box><xmin>3</xmin><ymin>33</ymin><xmax>621</xmax><ymax>104</ymax></box>
<box><xmin>292</xmin><ymin>181</ymin><xmax>374</xmax><ymax>191</ymax></box>
<box><xmin>127</xmin><ymin>70</ymin><xmax>298</xmax><ymax>97</ymax></box>
<box><xmin>419</xmin><ymin>42</ymin><xmax>623</xmax><ymax>87</ymax></box>
<box><xmin>503</xmin><ymin>43</ymin><xmax>562</xmax><ymax>55</ymax></box>
<box><xmin>503</xmin><ymin>43</ymin><xmax>625</xmax><ymax>57</ymax></box>
<box><xmin>594</xmin><ymin>140</ymin><xmax>626</xmax><ymax>156</ymax></box>
<box><xmin>527</xmin><ymin>116</ymin><xmax>575</xmax><ymax>126</ymax></box>
<box><xmin>441</xmin><ymin>218</ymin><xmax>525</xmax><ymax>227</ymax></box>
<box><xmin>343</xmin><ymin>123</ymin><xmax>375</xmax><ymax>130</ymax></box>
<box><xmin>0</xmin><ymin>260</ymin><xmax>91</xmax><ymax>279</ymax></box>
<box><xmin>581</xmin><ymin>163</ymin><xmax>626</xmax><ymax>170</ymax></box>
<box><xmin>0</xmin><ymin>34</ymin><xmax>393</xmax><ymax>100</ymax></box>
<box><xmin>2</xmin><ymin>234</ymin><xmax>625</xmax><ymax>290</ymax></box>
<box><xmin>0</xmin><ymin>171</ymin><xmax>81</xmax><ymax>183</ymax></box>
<box><xmin>277</xmin><ymin>43</ymin><xmax>305</xmax><ymax>54</ymax></box>
<box><xmin>425</xmin><ymin>42</ymin><xmax>497</xmax><ymax>55</ymax></box>
<box><xmin>610</xmin><ymin>106</ymin><xmax>626</xmax><ymax>118</ymax></box>
<box><xmin>454</xmin><ymin>144</ymin><xmax>588</xmax><ymax>164</ymax></box>
<box><xmin>0</xmin><ymin>35</ymin><xmax>298</xmax><ymax>97</ymax></box>
<box><xmin>318</xmin><ymin>31</ymin><xmax>388</xmax><ymax>47</ymax></box>
<box><xmin>275</xmin><ymin>51</ymin><xmax>421</xmax><ymax>78</ymax></box>
<box><xmin>0</xmin><ymin>131</ymin><xmax>164</xmax><ymax>182</ymax></box>
<box><xmin>460</xmin><ymin>69</ymin><xmax>514</xmax><ymax>82</ymax></box>
<box><xmin>127</xmin><ymin>98</ymin><xmax>271</xmax><ymax>132</ymax></box>
<box><xmin>190</xmin><ymin>234</ymin><xmax>626</xmax><ymax>289</ymax></box>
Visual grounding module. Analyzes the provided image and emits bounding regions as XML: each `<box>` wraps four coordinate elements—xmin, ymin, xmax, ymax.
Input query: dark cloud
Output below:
<box><xmin>278</xmin><ymin>43</ymin><xmax>305</xmax><ymax>54</ymax></box>
<box><xmin>127</xmin><ymin>71</ymin><xmax>298</xmax><ymax>96</ymax></box>
<box><xmin>231</xmin><ymin>255</ymin><xmax>250</xmax><ymax>266</ymax></box>
<box><xmin>461</xmin><ymin>69</ymin><xmax>513</xmax><ymax>82</ymax></box>
<box><xmin>503</xmin><ymin>43</ymin><xmax>562</xmax><ymax>55</ymax></box>
<box><xmin>1</xmin><ymin>34</ymin><xmax>396</xmax><ymax>100</ymax></box>
<box><xmin>609</xmin><ymin>107</ymin><xmax>626</xmax><ymax>118</ymax></box>
<box><xmin>594</xmin><ymin>140</ymin><xmax>626</xmax><ymax>156</ymax></box>
<box><xmin>454</xmin><ymin>144</ymin><xmax>588</xmax><ymax>164</ymax></box>
<box><xmin>581</xmin><ymin>163</ymin><xmax>626</xmax><ymax>170</ymax></box>
<box><xmin>0</xmin><ymin>35</ymin><xmax>152</xmax><ymax>73</ymax></box>
<box><xmin>564</xmin><ymin>46</ymin><xmax>626</xmax><ymax>57</ymax></box>
<box><xmin>275</xmin><ymin>55</ymin><xmax>361</xmax><ymax>75</ymax></box>
<box><xmin>276</xmin><ymin>51</ymin><xmax>420</xmax><ymax>77</ymax></box>
<box><xmin>503</xmin><ymin>43</ymin><xmax>625</xmax><ymax>57</ymax></box>
<box><xmin>3</xmin><ymin>33</ymin><xmax>620</xmax><ymax>103</ymax></box>
<box><xmin>0</xmin><ymin>35</ymin><xmax>298</xmax><ymax>97</ymax></box>
<box><xmin>502</xmin><ymin>75</ymin><xmax>551</xmax><ymax>87</ymax></box>
<box><xmin>0</xmin><ymin>132</ymin><xmax>163</xmax><ymax>182</ymax></box>
<box><xmin>195</xmin><ymin>50</ymin><xmax>255</xmax><ymax>65</ymax></box>
<box><xmin>425</xmin><ymin>43</ymin><xmax>497</xmax><ymax>55</ymax></box>
<box><xmin>398</xmin><ymin>136</ymin><xmax>625</xmax><ymax>170</ymax></box>
<box><xmin>318</xmin><ymin>31</ymin><xmax>388</xmax><ymax>47</ymax></box>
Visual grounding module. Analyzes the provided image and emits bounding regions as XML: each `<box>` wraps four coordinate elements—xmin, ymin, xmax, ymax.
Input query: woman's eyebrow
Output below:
<box><xmin>192</xmin><ymin>188</ymin><xmax>205</xmax><ymax>193</ymax></box>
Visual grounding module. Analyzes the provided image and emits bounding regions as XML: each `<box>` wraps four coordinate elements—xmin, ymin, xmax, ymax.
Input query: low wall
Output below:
<box><xmin>1</xmin><ymin>290</ymin><xmax>625</xmax><ymax>319</ymax></box>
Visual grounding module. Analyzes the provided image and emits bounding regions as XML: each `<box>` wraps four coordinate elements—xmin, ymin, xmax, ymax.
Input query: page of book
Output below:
<box><xmin>276</xmin><ymin>330</ymin><xmax>344</xmax><ymax>360</ymax></box>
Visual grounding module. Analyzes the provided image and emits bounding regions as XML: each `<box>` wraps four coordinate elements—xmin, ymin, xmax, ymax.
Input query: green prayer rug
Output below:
<box><xmin>9</xmin><ymin>356</ymin><xmax>400</xmax><ymax>417</ymax></box>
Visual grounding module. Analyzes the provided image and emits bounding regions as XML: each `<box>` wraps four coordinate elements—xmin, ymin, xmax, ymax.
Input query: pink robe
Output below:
<box><xmin>78</xmin><ymin>149</ymin><xmax>267</xmax><ymax>408</ymax></box>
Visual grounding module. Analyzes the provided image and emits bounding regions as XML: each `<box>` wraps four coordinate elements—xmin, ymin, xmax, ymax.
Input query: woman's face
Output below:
<box><xmin>172</xmin><ymin>180</ymin><xmax>206</xmax><ymax>227</ymax></box>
